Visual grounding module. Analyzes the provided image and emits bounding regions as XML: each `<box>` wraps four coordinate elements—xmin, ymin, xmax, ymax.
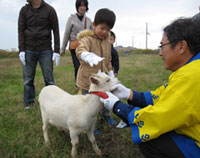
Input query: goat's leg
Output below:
<box><xmin>69</xmin><ymin>130</ymin><xmax>79</xmax><ymax>158</ymax></box>
<box><xmin>41</xmin><ymin>114</ymin><xmax>49</xmax><ymax>144</ymax></box>
<box><xmin>87</xmin><ymin>125</ymin><xmax>102</xmax><ymax>156</ymax></box>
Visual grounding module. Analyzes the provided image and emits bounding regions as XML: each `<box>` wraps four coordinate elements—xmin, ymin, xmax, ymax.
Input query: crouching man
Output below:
<box><xmin>100</xmin><ymin>17</ymin><xmax>200</xmax><ymax>158</ymax></box>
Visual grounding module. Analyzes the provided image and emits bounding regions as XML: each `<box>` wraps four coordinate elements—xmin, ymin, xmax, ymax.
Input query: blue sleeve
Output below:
<box><xmin>144</xmin><ymin>92</ymin><xmax>153</xmax><ymax>105</ymax></box>
<box><xmin>113</xmin><ymin>101</ymin><xmax>135</xmax><ymax>123</ymax></box>
<box><xmin>128</xmin><ymin>91</ymin><xmax>153</xmax><ymax>107</ymax></box>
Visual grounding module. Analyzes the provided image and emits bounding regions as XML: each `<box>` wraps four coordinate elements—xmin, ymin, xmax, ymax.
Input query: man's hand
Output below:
<box><xmin>60</xmin><ymin>50</ymin><xmax>65</xmax><ymax>56</ymax></box>
<box><xmin>52</xmin><ymin>52</ymin><xmax>60</xmax><ymax>66</ymax></box>
<box><xmin>81</xmin><ymin>51</ymin><xmax>104</xmax><ymax>67</ymax></box>
<box><xmin>19</xmin><ymin>51</ymin><xmax>26</xmax><ymax>65</ymax></box>
<box><xmin>111</xmin><ymin>84</ymin><xmax>131</xmax><ymax>100</ymax></box>
<box><xmin>100</xmin><ymin>92</ymin><xmax>119</xmax><ymax>110</ymax></box>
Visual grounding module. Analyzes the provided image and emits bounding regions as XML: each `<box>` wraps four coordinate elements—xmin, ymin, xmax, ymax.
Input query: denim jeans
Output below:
<box><xmin>22</xmin><ymin>50</ymin><xmax>54</xmax><ymax>104</ymax></box>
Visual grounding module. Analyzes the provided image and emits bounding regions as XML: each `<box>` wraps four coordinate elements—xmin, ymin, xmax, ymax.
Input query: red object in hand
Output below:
<box><xmin>90</xmin><ymin>91</ymin><xmax>109</xmax><ymax>99</ymax></box>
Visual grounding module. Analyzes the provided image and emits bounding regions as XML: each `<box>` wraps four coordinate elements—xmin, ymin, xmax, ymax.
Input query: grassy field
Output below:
<box><xmin>0</xmin><ymin>52</ymin><xmax>171</xmax><ymax>158</ymax></box>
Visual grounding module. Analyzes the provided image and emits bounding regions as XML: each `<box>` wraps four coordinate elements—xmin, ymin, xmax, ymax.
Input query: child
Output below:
<box><xmin>76</xmin><ymin>8</ymin><xmax>117</xmax><ymax>134</ymax></box>
<box><xmin>109</xmin><ymin>31</ymin><xmax>119</xmax><ymax>77</ymax></box>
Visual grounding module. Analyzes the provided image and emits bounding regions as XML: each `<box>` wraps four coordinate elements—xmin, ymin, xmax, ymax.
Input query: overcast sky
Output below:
<box><xmin>0</xmin><ymin>0</ymin><xmax>199</xmax><ymax>51</ymax></box>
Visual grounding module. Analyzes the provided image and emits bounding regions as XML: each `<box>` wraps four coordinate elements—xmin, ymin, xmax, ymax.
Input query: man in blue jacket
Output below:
<box><xmin>100</xmin><ymin>17</ymin><xmax>200</xmax><ymax>158</ymax></box>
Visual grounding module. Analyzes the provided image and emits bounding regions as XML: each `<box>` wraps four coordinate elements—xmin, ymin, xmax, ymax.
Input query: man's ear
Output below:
<box><xmin>89</xmin><ymin>76</ymin><xmax>99</xmax><ymax>85</ymax></box>
<box><xmin>179</xmin><ymin>40</ymin><xmax>188</xmax><ymax>54</ymax></box>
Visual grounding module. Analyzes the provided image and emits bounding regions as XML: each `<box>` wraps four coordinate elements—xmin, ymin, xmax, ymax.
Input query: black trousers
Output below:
<box><xmin>70</xmin><ymin>49</ymin><xmax>80</xmax><ymax>81</ymax></box>
<box><xmin>138</xmin><ymin>133</ymin><xmax>185</xmax><ymax>158</ymax></box>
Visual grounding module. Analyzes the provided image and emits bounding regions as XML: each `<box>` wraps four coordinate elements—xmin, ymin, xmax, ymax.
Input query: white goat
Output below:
<box><xmin>38</xmin><ymin>71</ymin><xmax>119</xmax><ymax>158</ymax></box>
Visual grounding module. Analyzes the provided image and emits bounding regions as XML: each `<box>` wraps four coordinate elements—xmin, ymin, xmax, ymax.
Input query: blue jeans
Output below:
<box><xmin>22</xmin><ymin>50</ymin><xmax>54</xmax><ymax>104</ymax></box>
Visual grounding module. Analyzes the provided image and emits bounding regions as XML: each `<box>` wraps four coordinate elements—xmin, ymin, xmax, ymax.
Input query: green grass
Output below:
<box><xmin>0</xmin><ymin>52</ymin><xmax>171</xmax><ymax>158</ymax></box>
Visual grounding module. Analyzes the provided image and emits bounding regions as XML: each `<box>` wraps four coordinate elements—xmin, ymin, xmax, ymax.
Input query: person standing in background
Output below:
<box><xmin>61</xmin><ymin>0</ymin><xmax>92</xmax><ymax>88</ymax></box>
<box><xmin>18</xmin><ymin>0</ymin><xmax>60</xmax><ymax>110</ymax></box>
<box><xmin>109</xmin><ymin>31</ymin><xmax>119</xmax><ymax>77</ymax></box>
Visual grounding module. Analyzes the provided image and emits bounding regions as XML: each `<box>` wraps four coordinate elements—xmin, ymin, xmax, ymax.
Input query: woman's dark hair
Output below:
<box><xmin>75</xmin><ymin>0</ymin><xmax>89</xmax><ymax>13</ymax></box>
<box><xmin>164</xmin><ymin>17</ymin><xmax>200</xmax><ymax>55</ymax></box>
<box><xmin>94</xmin><ymin>8</ymin><xmax>116</xmax><ymax>29</ymax></box>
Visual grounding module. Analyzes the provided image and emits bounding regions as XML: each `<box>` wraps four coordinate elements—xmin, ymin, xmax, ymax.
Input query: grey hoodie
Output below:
<box><xmin>61</xmin><ymin>13</ymin><xmax>93</xmax><ymax>53</ymax></box>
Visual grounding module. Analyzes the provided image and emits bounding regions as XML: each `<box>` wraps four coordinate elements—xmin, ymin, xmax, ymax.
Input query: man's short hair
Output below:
<box><xmin>164</xmin><ymin>17</ymin><xmax>200</xmax><ymax>55</ymax></box>
<box><xmin>75</xmin><ymin>0</ymin><xmax>89</xmax><ymax>13</ymax></box>
<box><xmin>94</xmin><ymin>8</ymin><xmax>116</xmax><ymax>29</ymax></box>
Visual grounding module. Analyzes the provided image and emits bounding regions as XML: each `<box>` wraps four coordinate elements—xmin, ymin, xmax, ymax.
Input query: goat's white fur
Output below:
<box><xmin>38</xmin><ymin>71</ymin><xmax>119</xmax><ymax>158</ymax></box>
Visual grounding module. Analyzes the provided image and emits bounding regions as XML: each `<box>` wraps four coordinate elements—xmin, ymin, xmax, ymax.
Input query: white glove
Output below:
<box><xmin>100</xmin><ymin>92</ymin><xmax>119</xmax><ymax>110</ymax></box>
<box><xmin>110</xmin><ymin>83</ymin><xmax>131</xmax><ymax>100</ymax></box>
<box><xmin>81</xmin><ymin>51</ymin><xmax>104</xmax><ymax>67</ymax></box>
<box><xmin>52</xmin><ymin>52</ymin><xmax>60</xmax><ymax>66</ymax></box>
<box><xmin>19</xmin><ymin>51</ymin><xmax>26</xmax><ymax>65</ymax></box>
<box><xmin>108</xmin><ymin>71</ymin><xmax>114</xmax><ymax>77</ymax></box>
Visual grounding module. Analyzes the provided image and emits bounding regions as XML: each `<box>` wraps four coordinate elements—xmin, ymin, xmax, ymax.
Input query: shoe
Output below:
<box><xmin>107</xmin><ymin>118</ymin><xmax>117</xmax><ymax>126</ymax></box>
<box><xmin>24</xmin><ymin>104</ymin><xmax>30</xmax><ymax>110</ymax></box>
<box><xmin>116</xmin><ymin>120</ymin><xmax>128</xmax><ymax>128</ymax></box>
<box><xmin>24</xmin><ymin>101</ymin><xmax>34</xmax><ymax>110</ymax></box>
<box><xmin>94</xmin><ymin>128</ymin><xmax>101</xmax><ymax>135</ymax></box>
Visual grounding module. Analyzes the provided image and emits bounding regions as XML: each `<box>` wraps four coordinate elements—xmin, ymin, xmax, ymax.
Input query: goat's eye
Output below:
<box><xmin>106</xmin><ymin>78</ymin><xmax>110</xmax><ymax>82</ymax></box>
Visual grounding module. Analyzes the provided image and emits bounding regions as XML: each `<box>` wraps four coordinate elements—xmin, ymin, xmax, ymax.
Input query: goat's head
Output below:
<box><xmin>88</xmin><ymin>71</ymin><xmax>119</xmax><ymax>92</ymax></box>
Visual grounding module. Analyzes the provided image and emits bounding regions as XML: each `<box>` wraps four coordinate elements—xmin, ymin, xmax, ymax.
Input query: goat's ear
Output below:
<box><xmin>89</xmin><ymin>76</ymin><xmax>99</xmax><ymax>85</ymax></box>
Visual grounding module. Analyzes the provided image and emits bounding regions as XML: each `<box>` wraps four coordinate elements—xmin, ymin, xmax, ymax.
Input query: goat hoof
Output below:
<box><xmin>44</xmin><ymin>140</ymin><xmax>50</xmax><ymax>145</ymax></box>
<box><xmin>96</xmin><ymin>149</ymin><xmax>102</xmax><ymax>156</ymax></box>
<box><xmin>71</xmin><ymin>154</ymin><xmax>77</xmax><ymax>158</ymax></box>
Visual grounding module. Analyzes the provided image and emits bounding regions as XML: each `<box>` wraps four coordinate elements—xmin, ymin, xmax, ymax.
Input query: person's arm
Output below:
<box><xmin>76</xmin><ymin>36</ymin><xmax>104</xmax><ymax>67</ymax></box>
<box><xmin>86</xmin><ymin>16</ymin><xmax>93</xmax><ymax>31</ymax></box>
<box><xmin>106</xmin><ymin>43</ymin><xmax>114</xmax><ymax>76</ymax></box>
<box><xmin>111</xmin><ymin>83</ymin><xmax>167</xmax><ymax>108</ymax></box>
<box><xmin>76</xmin><ymin>36</ymin><xmax>91</xmax><ymax>60</ymax></box>
<box><xmin>49</xmin><ymin>7</ymin><xmax>60</xmax><ymax>53</ymax></box>
<box><xmin>18</xmin><ymin>7</ymin><xmax>26</xmax><ymax>52</ymax></box>
<box><xmin>61</xmin><ymin>16</ymin><xmax>72</xmax><ymax>54</ymax></box>
<box><xmin>112</xmin><ymin>101</ymin><xmax>135</xmax><ymax>124</ymax></box>
<box><xmin>111</xmin><ymin>47</ymin><xmax>119</xmax><ymax>74</ymax></box>
<box><xmin>108</xmin><ymin>90</ymin><xmax>146</xmax><ymax>123</ymax></box>
<box><xmin>128</xmin><ymin>91</ymin><xmax>149</xmax><ymax>108</ymax></box>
